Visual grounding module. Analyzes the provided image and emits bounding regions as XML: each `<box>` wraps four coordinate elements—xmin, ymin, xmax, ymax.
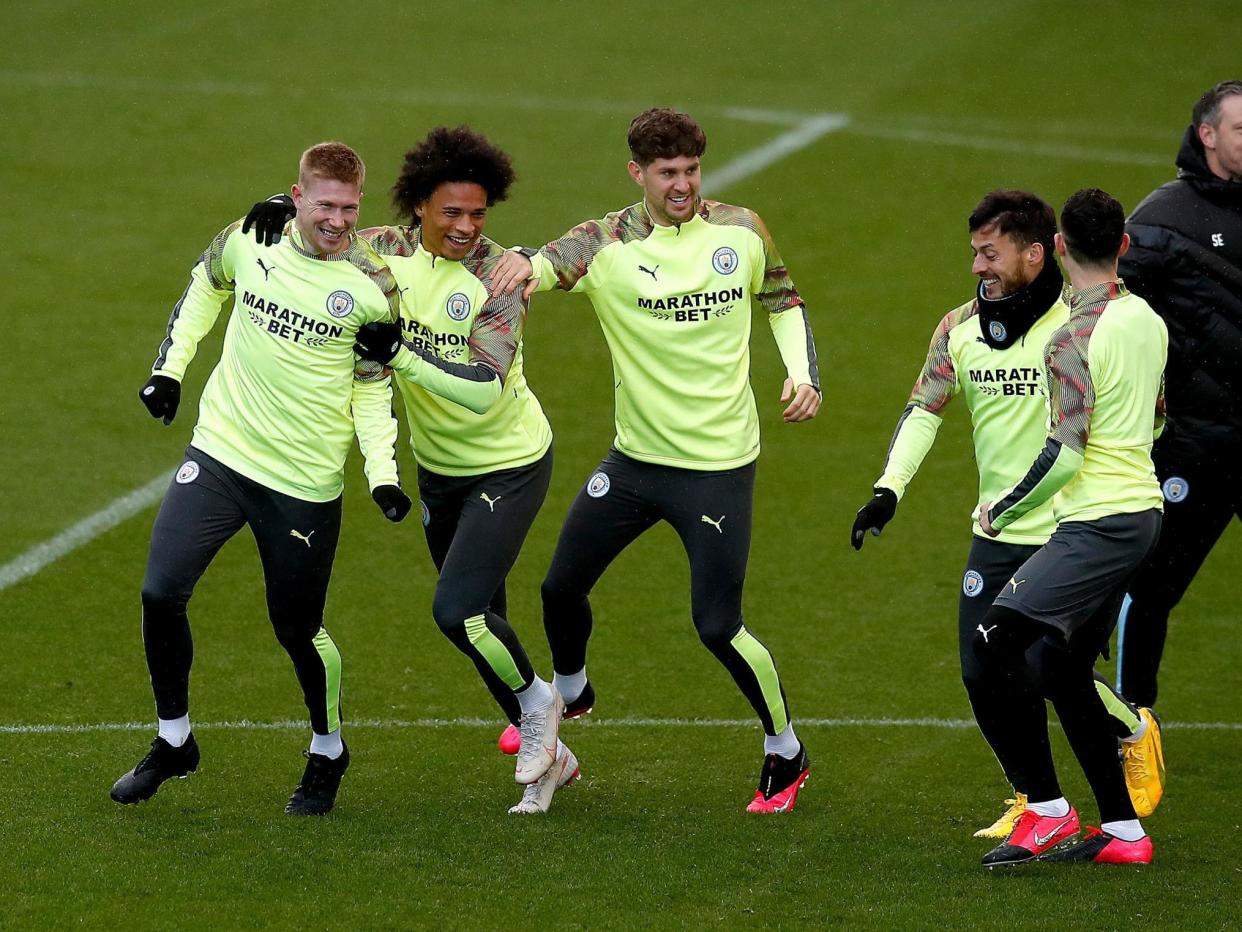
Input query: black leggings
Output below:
<box><xmin>141</xmin><ymin>448</ymin><xmax>344</xmax><ymax>734</ymax></box>
<box><xmin>417</xmin><ymin>448</ymin><xmax>553</xmax><ymax>726</ymax></box>
<box><xmin>542</xmin><ymin>450</ymin><xmax>791</xmax><ymax>736</ymax></box>
<box><xmin>971</xmin><ymin>605</ymin><xmax>1135</xmax><ymax>823</ymax></box>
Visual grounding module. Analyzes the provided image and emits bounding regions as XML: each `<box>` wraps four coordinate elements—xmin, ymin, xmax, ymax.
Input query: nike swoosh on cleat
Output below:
<box><xmin>1033</xmin><ymin>818</ymin><xmax>1073</xmax><ymax>847</ymax></box>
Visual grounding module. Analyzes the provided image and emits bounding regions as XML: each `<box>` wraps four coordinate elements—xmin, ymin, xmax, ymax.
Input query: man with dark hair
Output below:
<box><xmin>113</xmin><ymin>142</ymin><xmax>414</xmax><ymax>816</ymax></box>
<box><xmin>244</xmin><ymin>127</ymin><xmax>578</xmax><ymax>814</ymax></box>
<box><xmin>851</xmin><ymin>189</ymin><xmax>1163</xmax><ymax>842</ymax></box>
<box><xmin>491</xmin><ymin>107</ymin><xmax>820</xmax><ymax>813</ymax></box>
<box><xmin>1114</xmin><ymin>80</ymin><xmax>1242</xmax><ymax>708</ymax></box>
<box><xmin>971</xmin><ymin>188</ymin><xmax>1167</xmax><ymax>866</ymax></box>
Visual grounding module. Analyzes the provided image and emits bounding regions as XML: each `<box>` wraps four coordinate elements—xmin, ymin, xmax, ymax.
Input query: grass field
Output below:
<box><xmin>3</xmin><ymin>2</ymin><xmax>1241</xmax><ymax>928</ymax></box>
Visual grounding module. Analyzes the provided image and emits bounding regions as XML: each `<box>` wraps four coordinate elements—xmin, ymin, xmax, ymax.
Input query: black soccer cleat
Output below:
<box><xmin>746</xmin><ymin>741</ymin><xmax>811</xmax><ymax>813</ymax></box>
<box><xmin>110</xmin><ymin>734</ymin><xmax>201</xmax><ymax>804</ymax></box>
<box><xmin>565</xmin><ymin>680</ymin><xmax>596</xmax><ymax>720</ymax></box>
<box><xmin>285</xmin><ymin>743</ymin><xmax>350</xmax><ymax>815</ymax></box>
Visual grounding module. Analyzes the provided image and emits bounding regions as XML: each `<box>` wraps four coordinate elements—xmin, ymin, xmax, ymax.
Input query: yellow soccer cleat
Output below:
<box><xmin>1123</xmin><ymin>707</ymin><xmax>1166</xmax><ymax>818</ymax></box>
<box><xmin>974</xmin><ymin>793</ymin><xmax>1027</xmax><ymax>839</ymax></box>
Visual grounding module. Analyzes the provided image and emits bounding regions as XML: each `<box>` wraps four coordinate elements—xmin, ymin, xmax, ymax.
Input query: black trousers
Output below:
<box><xmin>417</xmin><ymin>447</ymin><xmax>553</xmax><ymax>726</ymax></box>
<box><xmin>1118</xmin><ymin>443</ymin><xmax>1242</xmax><ymax>706</ymax></box>
<box><xmin>542</xmin><ymin>450</ymin><xmax>792</xmax><ymax>736</ymax></box>
<box><xmin>142</xmin><ymin>447</ymin><xmax>344</xmax><ymax>734</ymax></box>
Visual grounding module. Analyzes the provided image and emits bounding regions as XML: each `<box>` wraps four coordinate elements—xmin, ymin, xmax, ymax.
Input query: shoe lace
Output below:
<box><xmin>516</xmin><ymin>708</ymin><xmax>549</xmax><ymax>761</ymax></box>
<box><xmin>297</xmin><ymin>752</ymin><xmax>334</xmax><ymax>795</ymax></box>
<box><xmin>134</xmin><ymin>737</ymin><xmax>176</xmax><ymax>775</ymax></box>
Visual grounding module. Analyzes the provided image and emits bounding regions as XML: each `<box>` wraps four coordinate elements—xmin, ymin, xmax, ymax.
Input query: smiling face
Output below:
<box><xmin>415</xmin><ymin>181</ymin><xmax>489</xmax><ymax>260</ymax></box>
<box><xmin>291</xmin><ymin>176</ymin><xmax>361</xmax><ymax>256</ymax></box>
<box><xmin>629</xmin><ymin>155</ymin><xmax>701</xmax><ymax>226</ymax></box>
<box><xmin>970</xmin><ymin>224</ymin><xmax>1044</xmax><ymax>299</ymax></box>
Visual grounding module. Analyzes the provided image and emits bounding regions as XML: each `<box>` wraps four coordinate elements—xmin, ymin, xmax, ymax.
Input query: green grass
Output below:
<box><xmin>3</xmin><ymin>1</ymin><xmax>1241</xmax><ymax>928</ymax></box>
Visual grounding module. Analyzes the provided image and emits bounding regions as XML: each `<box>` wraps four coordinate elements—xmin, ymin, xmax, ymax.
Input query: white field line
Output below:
<box><xmin>0</xmin><ymin>472</ymin><xmax>172</xmax><ymax>592</ymax></box>
<box><xmin>704</xmin><ymin>114</ymin><xmax>850</xmax><ymax>194</ymax></box>
<box><xmin>845</xmin><ymin>124</ymin><xmax>1167</xmax><ymax>168</ymax></box>
<box><xmin>3</xmin><ymin>716</ymin><xmax>1239</xmax><ymax>735</ymax></box>
<box><xmin>0</xmin><ymin>116</ymin><xmax>842</xmax><ymax>595</ymax></box>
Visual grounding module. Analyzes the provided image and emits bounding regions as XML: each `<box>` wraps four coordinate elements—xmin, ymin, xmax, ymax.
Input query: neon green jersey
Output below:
<box><xmin>531</xmin><ymin>199</ymin><xmax>817</xmax><ymax>471</ymax></box>
<box><xmin>360</xmin><ymin>226</ymin><xmax>551</xmax><ymax>476</ymax></box>
<box><xmin>152</xmin><ymin>223</ymin><xmax>400</xmax><ymax>502</ymax></box>
<box><xmin>990</xmin><ymin>282</ymin><xmax>1168</xmax><ymax>530</ymax></box>
<box><xmin>877</xmin><ymin>285</ymin><xmax>1072</xmax><ymax>545</ymax></box>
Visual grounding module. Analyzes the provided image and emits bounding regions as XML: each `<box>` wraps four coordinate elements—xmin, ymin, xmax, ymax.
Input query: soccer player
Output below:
<box><xmin>244</xmin><ymin>127</ymin><xmax>574</xmax><ymax>807</ymax></box>
<box><xmin>113</xmin><ymin>142</ymin><xmax>415</xmax><ymax>815</ymax></box>
<box><xmin>972</xmin><ymin>189</ymin><xmax>1167</xmax><ymax>866</ymax></box>
<box><xmin>1114</xmin><ymin>80</ymin><xmax>1242</xmax><ymax>708</ymax></box>
<box><xmin>490</xmin><ymin>108</ymin><xmax>820</xmax><ymax>812</ymax></box>
<box><xmin>850</xmin><ymin>191</ymin><xmax>1165</xmax><ymax>839</ymax></box>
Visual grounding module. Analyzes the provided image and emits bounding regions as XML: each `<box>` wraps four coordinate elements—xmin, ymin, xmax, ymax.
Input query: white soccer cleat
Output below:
<box><xmin>509</xmin><ymin>742</ymin><xmax>580</xmax><ymax>815</ymax></box>
<box><xmin>514</xmin><ymin>688</ymin><xmax>564</xmax><ymax>784</ymax></box>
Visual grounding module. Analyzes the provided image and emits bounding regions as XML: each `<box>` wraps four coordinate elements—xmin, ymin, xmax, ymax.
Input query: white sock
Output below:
<box><xmin>158</xmin><ymin>715</ymin><xmax>190</xmax><ymax>748</ymax></box>
<box><xmin>764</xmin><ymin>724</ymin><xmax>800</xmax><ymax>759</ymax></box>
<box><xmin>309</xmin><ymin>729</ymin><xmax>343</xmax><ymax>759</ymax></box>
<box><xmin>1027</xmin><ymin>797</ymin><xmax>1070</xmax><ymax>818</ymax></box>
<box><xmin>1102</xmin><ymin>819</ymin><xmax>1145</xmax><ymax>842</ymax></box>
<box><xmin>552</xmin><ymin>668</ymin><xmax>587</xmax><ymax>706</ymax></box>
<box><xmin>1121</xmin><ymin>714</ymin><xmax>1148</xmax><ymax>744</ymax></box>
<box><xmin>516</xmin><ymin>676</ymin><xmax>555</xmax><ymax>714</ymax></box>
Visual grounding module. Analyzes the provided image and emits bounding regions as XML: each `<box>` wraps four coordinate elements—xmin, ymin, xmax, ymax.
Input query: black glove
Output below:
<box><xmin>138</xmin><ymin>374</ymin><xmax>181</xmax><ymax>425</ymax></box>
<box><xmin>242</xmin><ymin>194</ymin><xmax>296</xmax><ymax>247</ymax></box>
<box><xmin>372</xmin><ymin>485</ymin><xmax>412</xmax><ymax>523</ymax></box>
<box><xmin>851</xmin><ymin>487</ymin><xmax>898</xmax><ymax>550</ymax></box>
<box><xmin>354</xmin><ymin>322</ymin><xmax>403</xmax><ymax>364</ymax></box>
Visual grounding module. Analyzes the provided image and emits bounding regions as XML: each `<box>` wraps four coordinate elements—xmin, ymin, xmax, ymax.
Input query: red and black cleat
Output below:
<box><xmin>1041</xmin><ymin>826</ymin><xmax>1152</xmax><ymax>864</ymax></box>
<box><xmin>746</xmin><ymin>742</ymin><xmax>810</xmax><ymax>813</ymax></box>
<box><xmin>981</xmin><ymin>807</ymin><xmax>1080</xmax><ymax>867</ymax></box>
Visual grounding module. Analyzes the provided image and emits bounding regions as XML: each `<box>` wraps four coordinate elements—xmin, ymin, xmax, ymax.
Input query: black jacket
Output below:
<box><xmin>1119</xmin><ymin>125</ymin><xmax>1242</xmax><ymax>461</ymax></box>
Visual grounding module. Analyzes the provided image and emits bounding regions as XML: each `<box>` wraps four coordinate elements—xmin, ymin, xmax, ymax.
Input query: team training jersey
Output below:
<box><xmin>991</xmin><ymin>282</ymin><xmax>1167</xmax><ymax>530</ymax></box>
<box><xmin>361</xmin><ymin>226</ymin><xmax>551</xmax><ymax>476</ymax></box>
<box><xmin>529</xmin><ymin>198</ymin><xmax>818</xmax><ymax>471</ymax></box>
<box><xmin>152</xmin><ymin>223</ymin><xmax>400</xmax><ymax>502</ymax></box>
<box><xmin>877</xmin><ymin>285</ymin><xmax>1073</xmax><ymax>545</ymax></box>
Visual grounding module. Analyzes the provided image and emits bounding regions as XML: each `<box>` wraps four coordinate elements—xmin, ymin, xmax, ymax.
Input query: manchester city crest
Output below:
<box><xmin>1162</xmin><ymin>476</ymin><xmax>1189</xmax><ymax>503</ymax></box>
<box><xmin>586</xmin><ymin>472</ymin><xmax>611</xmax><ymax>498</ymax></box>
<box><xmin>446</xmin><ymin>292</ymin><xmax>471</xmax><ymax>321</ymax></box>
<box><xmin>326</xmin><ymin>290</ymin><xmax>355</xmax><ymax>318</ymax></box>
<box><xmin>420</xmin><ymin>500</ymin><xmax>431</xmax><ymax>526</ymax></box>
<box><xmin>712</xmin><ymin>246</ymin><xmax>738</xmax><ymax>275</ymax></box>
<box><xmin>176</xmin><ymin>461</ymin><xmax>200</xmax><ymax>485</ymax></box>
<box><xmin>988</xmin><ymin>320</ymin><xmax>1007</xmax><ymax>342</ymax></box>
<box><xmin>962</xmin><ymin>570</ymin><xmax>984</xmax><ymax>598</ymax></box>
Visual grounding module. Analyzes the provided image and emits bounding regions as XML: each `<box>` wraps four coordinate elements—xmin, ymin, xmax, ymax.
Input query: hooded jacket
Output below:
<box><xmin>1119</xmin><ymin>124</ymin><xmax>1242</xmax><ymax>461</ymax></box>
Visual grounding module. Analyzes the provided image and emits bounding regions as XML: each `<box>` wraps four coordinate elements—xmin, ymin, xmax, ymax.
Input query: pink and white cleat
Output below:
<box><xmin>746</xmin><ymin>743</ymin><xmax>810</xmax><ymax>813</ymax></box>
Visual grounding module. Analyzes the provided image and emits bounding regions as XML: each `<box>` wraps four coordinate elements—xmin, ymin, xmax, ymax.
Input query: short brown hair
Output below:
<box><xmin>627</xmin><ymin>108</ymin><xmax>707</xmax><ymax>166</ymax></box>
<box><xmin>968</xmin><ymin>189</ymin><xmax>1057</xmax><ymax>255</ymax></box>
<box><xmin>1192</xmin><ymin>80</ymin><xmax>1242</xmax><ymax>127</ymax></box>
<box><xmin>298</xmin><ymin>142</ymin><xmax>366</xmax><ymax>189</ymax></box>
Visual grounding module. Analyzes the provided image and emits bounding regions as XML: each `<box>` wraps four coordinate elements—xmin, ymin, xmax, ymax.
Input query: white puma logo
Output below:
<box><xmin>290</xmin><ymin>529</ymin><xmax>315</xmax><ymax>547</ymax></box>
<box><xmin>976</xmin><ymin>624</ymin><xmax>997</xmax><ymax>643</ymax></box>
<box><xmin>701</xmin><ymin>515</ymin><xmax>725</xmax><ymax>533</ymax></box>
<box><xmin>1009</xmin><ymin>578</ymin><xmax>1026</xmax><ymax>593</ymax></box>
<box><xmin>480</xmin><ymin>492</ymin><xmax>501</xmax><ymax>512</ymax></box>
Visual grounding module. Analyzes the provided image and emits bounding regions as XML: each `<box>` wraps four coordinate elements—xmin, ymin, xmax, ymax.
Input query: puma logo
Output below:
<box><xmin>480</xmin><ymin>492</ymin><xmax>501</xmax><ymax>512</ymax></box>
<box><xmin>289</xmin><ymin>528</ymin><xmax>315</xmax><ymax>547</ymax></box>
<box><xmin>1009</xmin><ymin>578</ymin><xmax>1026</xmax><ymax>593</ymax></box>
<box><xmin>700</xmin><ymin>515</ymin><xmax>725</xmax><ymax>533</ymax></box>
<box><xmin>256</xmin><ymin>258</ymin><xmax>276</xmax><ymax>280</ymax></box>
<box><xmin>639</xmin><ymin>264</ymin><xmax>659</xmax><ymax>281</ymax></box>
<box><xmin>976</xmin><ymin>624</ymin><xmax>997</xmax><ymax>643</ymax></box>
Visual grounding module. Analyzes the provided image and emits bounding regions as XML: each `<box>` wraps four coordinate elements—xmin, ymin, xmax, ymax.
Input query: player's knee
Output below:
<box><xmin>140</xmin><ymin>578</ymin><xmax>188</xmax><ymax>616</ymax></box>
<box><xmin>971</xmin><ymin>605</ymin><xmax>1036</xmax><ymax>666</ymax></box>
<box><xmin>540</xmin><ymin>572</ymin><xmax>586</xmax><ymax>613</ymax></box>
<box><xmin>431</xmin><ymin>588</ymin><xmax>476</xmax><ymax>638</ymax></box>
<box><xmin>694</xmin><ymin>611</ymin><xmax>741</xmax><ymax>655</ymax></box>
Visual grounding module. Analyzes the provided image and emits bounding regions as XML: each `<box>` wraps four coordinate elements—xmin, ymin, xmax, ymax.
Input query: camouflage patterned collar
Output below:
<box><xmin>1069</xmin><ymin>279</ymin><xmax>1128</xmax><ymax>310</ymax></box>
